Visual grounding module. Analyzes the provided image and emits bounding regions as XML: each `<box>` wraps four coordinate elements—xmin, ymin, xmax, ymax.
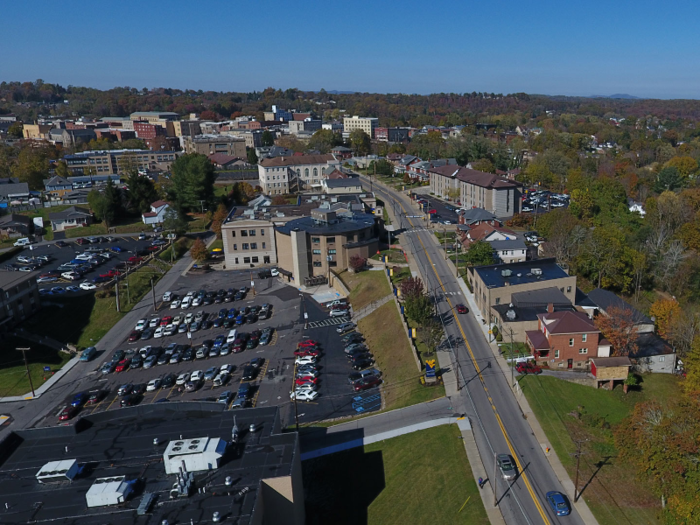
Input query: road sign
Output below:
<box><xmin>43</xmin><ymin>366</ymin><xmax>51</xmax><ymax>372</ymax></box>
<box><xmin>425</xmin><ymin>359</ymin><xmax>437</xmax><ymax>378</ymax></box>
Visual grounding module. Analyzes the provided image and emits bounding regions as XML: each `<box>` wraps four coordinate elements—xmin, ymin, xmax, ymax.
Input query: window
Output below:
<box><xmin>554</xmin><ymin>350</ymin><xmax>559</xmax><ymax>358</ymax></box>
<box><xmin>231</xmin><ymin>231</ymin><xmax>236</xmax><ymax>237</ymax></box>
<box><xmin>495</xmin><ymin>297</ymin><xmax>500</xmax><ymax>305</ymax></box>
<box><xmin>242</xmin><ymin>243</ymin><xmax>249</xmax><ymax>249</ymax></box>
<box><xmin>329</xmin><ymin>261</ymin><xmax>337</xmax><ymax>267</ymax></box>
<box><xmin>312</xmin><ymin>249</ymin><xmax>321</xmax><ymax>255</ymax></box>
<box><xmin>241</xmin><ymin>230</ymin><xmax>248</xmax><ymax>237</ymax></box>
<box><xmin>233</xmin><ymin>244</ymin><xmax>237</xmax><ymax>251</ymax></box>
<box><xmin>311</xmin><ymin>237</ymin><xmax>320</xmax><ymax>244</ymax></box>
<box><xmin>235</xmin><ymin>257</ymin><xmax>239</xmax><ymax>264</ymax></box>
<box><xmin>582</xmin><ymin>334</ymin><xmax>587</xmax><ymax>342</ymax></box>
<box><xmin>579</xmin><ymin>348</ymin><xmax>588</xmax><ymax>355</ymax></box>
<box><xmin>659</xmin><ymin>356</ymin><xmax>665</xmax><ymax>362</ymax></box>
<box><xmin>567</xmin><ymin>286</ymin><xmax>571</xmax><ymax>293</ymax></box>
<box><xmin>327</xmin><ymin>237</ymin><xmax>335</xmax><ymax>243</ymax></box>
<box><xmin>261</xmin><ymin>229</ymin><xmax>265</xmax><ymax>236</ymax></box>
<box><xmin>243</xmin><ymin>257</ymin><xmax>250</xmax><ymax>264</ymax></box>
<box><xmin>262</xmin><ymin>242</ymin><xmax>266</xmax><ymax>249</ymax></box>
<box><xmin>249</xmin><ymin>230</ymin><xmax>256</xmax><ymax>236</ymax></box>
<box><xmin>313</xmin><ymin>167</ymin><xmax>318</xmax><ymax>178</ymax></box>
<box><xmin>251</xmin><ymin>256</ymin><xmax>259</xmax><ymax>263</ymax></box>
<box><xmin>569</xmin><ymin>338</ymin><xmax>574</xmax><ymax>346</ymax></box>
<box><xmin>313</xmin><ymin>261</ymin><xmax>322</xmax><ymax>267</ymax></box>
<box><xmin>305</xmin><ymin>168</ymin><xmax>309</xmax><ymax>177</ymax></box>
<box><xmin>328</xmin><ymin>249</ymin><xmax>336</xmax><ymax>255</ymax></box>
<box><xmin>250</xmin><ymin>243</ymin><xmax>257</xmax><ymax>249</ymax></box>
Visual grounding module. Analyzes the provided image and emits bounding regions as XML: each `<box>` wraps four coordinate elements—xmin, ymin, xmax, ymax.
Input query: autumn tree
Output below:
<box><xmin>190</xmin><ymin>238</ymin><xmax>209</xmax><ymax>261</ymax></box>
<box><xmin>649</xmin><ymin>298</ymin><xmax>681</xmax><ymax>339</ymax></box>
<box><xmin>348</xmin><ymin>255</ymin><xmax>366</xmax><ymax>273</ymax></box>
<box><xmin>665</xmin><ymin>156</ymin><xmax>698</xmax><ymax>179</ymax></box>
<box><xmin>349</xmin><ymin>129</ymin><xmax>371</xmax><ymax>156</ymax></box>
<box><xmin>470</xmin><ymin>158</ymin><xmax>494</xmax><ymax>173</ymax></box>
<box><xmin>400</xmin><ymin>276</ymin><xmax>425</xmax><ymax>300</ymax></box>
<box><xmin>447</xmin><ymin>187</ymin><xmax>461</xmax><ymax>202</ymax></box>
<box><xmin>210</xmin><ymin>203</ymin><xmax>228</xmax><ymax>239</ymax></box>
<box><xmin>594</xmin><ymin>306</ymin><xmax>640</xmax><ymax>356</ymax></box>
<box><xmin>271</xmin><ymin>195</ymin><xmax>288</xmax><ymax>205</ymax></box>
<box><xmin>419</xmin><ymin>319</ymin><xmax>444</xmax><ymax>355</ymax></box>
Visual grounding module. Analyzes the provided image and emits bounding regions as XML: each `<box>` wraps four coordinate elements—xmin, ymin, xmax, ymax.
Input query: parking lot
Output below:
<box><xmin>5</xmin><ymin>234</ymin><xmax>167</xmax><ymax>294</ymax></box>
<box><xmin>37</xmin><ymin>263</ymin><xmax>383</xmax><ymax>427</ymax></box>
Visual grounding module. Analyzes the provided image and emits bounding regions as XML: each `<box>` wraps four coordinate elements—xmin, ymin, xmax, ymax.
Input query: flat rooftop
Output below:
<box><xmin>276</xmin><ymin>213</ymin><xmax>376</xmax><ymax>236</ymax></box>
<box><xmin>474</xmin><ymin>258</ymin><xmax>571</xmax><ymax>288</ymax></box>
<box><xmin>0</xmin><ymin>269</ymin><xmax>37</xmax><ymax>290</ymax></box>
<box><xmin>0</xmin><ymin>404</ymin><xmax>298</xmax><ymax>525</ymax></box>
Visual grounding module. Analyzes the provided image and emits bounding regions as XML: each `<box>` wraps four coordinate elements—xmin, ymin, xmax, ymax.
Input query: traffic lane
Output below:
<box><xmin>419</xmin><ymin>229</ymin><xmax>583</xmax><ymax>525</ymax></box>
<box><xmin>415</xmin><ymin>195</ymin><xmax>459</xmax><ymax>223</ymax></box>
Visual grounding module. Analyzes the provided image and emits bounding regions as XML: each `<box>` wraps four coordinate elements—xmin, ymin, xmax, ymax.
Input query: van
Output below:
<box><xmin>80</xmin><ymin>346</ymin><xmax>97</xmax><ymax>362</ymax></box>
<box><xmin>226</xmin><ymin>329</ymin><xmax>238</xmax><ymax>344</ymax></box>
<box><xmin>13</xmin><ymin>238</ymin><xmax>31</xmax><ymax>247</ymax></box>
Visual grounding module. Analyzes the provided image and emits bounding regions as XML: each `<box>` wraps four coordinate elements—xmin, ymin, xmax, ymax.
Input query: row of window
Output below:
<box><xmin>311</xmin><ymin>237</ymin><xmax>336</xmax><ymax>243</ymax></box>
<box><xmin>231</xmin><ymin>229</ymin><xmax>265</xmax><ymax>238</ymax></box>
<box><xmin>231</xmin><ymin>242</ymin><xmax>266</xmax><ymax>251</ymax></box>
<box><xmin>312</xmin><ymin>249</ymin><xmax>337</xmax><ymax>255</ymax></box>
<box><xmin>313</xmin><ymin>261</ymin><xmax>337</xmax><ymax>267</ymax></box>
<box><xmin>569</xmin><ymin>334</ymin><xmax>588</xmax><ymax>345</ymax></box>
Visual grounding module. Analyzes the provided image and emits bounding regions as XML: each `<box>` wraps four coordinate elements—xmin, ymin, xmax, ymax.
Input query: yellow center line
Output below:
<box><xmin>391</xmin><ymin>192</ymin><xmax>551</xmax><ymax>525</ymax></box>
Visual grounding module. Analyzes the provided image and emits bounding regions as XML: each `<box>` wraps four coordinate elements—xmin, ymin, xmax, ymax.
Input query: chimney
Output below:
<box><xmin>547</xmin><ymin>303</ymin><xmax>554</xmax><ymax>313</ymax></box>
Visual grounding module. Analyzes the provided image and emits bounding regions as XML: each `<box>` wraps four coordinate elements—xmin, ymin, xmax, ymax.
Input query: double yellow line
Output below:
<box><xmin>390</xmin><ymin>191</ymin><xmax>551</xmax><ymax>525</ymax></box>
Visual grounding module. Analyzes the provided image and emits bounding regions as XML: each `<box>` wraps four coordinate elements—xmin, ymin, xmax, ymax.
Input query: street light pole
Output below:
<box><xmin>17</xmin><ymin>347</ymin><xmax>35</xmax><ymax>397</ymax></box>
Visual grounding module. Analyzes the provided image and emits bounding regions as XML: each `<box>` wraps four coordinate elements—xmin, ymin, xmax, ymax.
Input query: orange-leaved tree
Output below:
<box><xmin>593</xmin><ymin>305</ymin><xmax>640</xmax><ymax>356</ymax></box>
<box><xmin>649</xmin><ymin>298</ymin><xmax>681</xmax><ymax>339</ymax></box>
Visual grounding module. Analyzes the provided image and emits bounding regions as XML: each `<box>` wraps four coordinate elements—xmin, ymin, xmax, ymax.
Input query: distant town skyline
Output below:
<box><xmin>2</xmin><ymin>0</ymin><xmax>699</xmax><ymax>100</ymax></box>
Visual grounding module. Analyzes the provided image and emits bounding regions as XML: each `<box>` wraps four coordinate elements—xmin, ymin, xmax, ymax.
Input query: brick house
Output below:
<box><xmin>526</xmin><ymin>308</ymin><xmax>611</xmax><ymax>370</ymax></box>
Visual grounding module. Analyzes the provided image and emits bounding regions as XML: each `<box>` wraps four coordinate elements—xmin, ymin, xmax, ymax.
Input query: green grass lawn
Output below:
<box><xmin>158</xmin><ymin>237</ymin><xmax>195</xmax><ymax>262</ymax></box>
<box><xmin>302</xmin><ymin>424</ymin><xmax>488</xmax><ymax>525</ymax></box>
<box><xmin>0</xmin><ymin>335</ymin><xmax>73</xmax><ymax>397</ymax></box>
<box><xmin>520</xmin><ymin>374</ymin><xmax>680</xmax><ymax>524</ymax></box>
<box><xmin>338</xmin><ymin>269</ymin><xmax>391</xmax><ymax>310</ymax></box>
<box><xmin>62</xmin><ymin>217</ymin><xmax>146</xmax><ymax>238</ymax></box>
<box><xmin>370</xmin><ymin>249</ymin><xmax>405</xmax><ymax>264</ymax></box>
<box><xmin>187</xmin><ymin>214</ymin><xmax>210</xmax><ymax>232</ymax></box>
<box><xmin>209</xmin><ymin>239</ymin><xmax>223</xmax><ymax>252</ymax></box>
<box><xmin>359</xmin><ymin>301</ymin><xmax>444</xmax><ymax>410</ymax></box>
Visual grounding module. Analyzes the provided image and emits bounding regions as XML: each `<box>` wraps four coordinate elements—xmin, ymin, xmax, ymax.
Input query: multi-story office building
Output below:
<box><xmin>343</xmin><ymin>116</ymin><xmax>379</xmax><ymax>138</ymax></box>
<box><xmin>221</xmin><ymin>219</ymin><xmax>278</xmax><ymax>269</ymax></box>
<box><xmin>62</xmin><ymin>149</ymin><xmax>179</xmax><ymax>175</ymax></box>
<box><xmin>288</xmin><ymin>119</ymin><xmax>322</xmax><ymax>135</ymax></box>
<box><xmin>129</xmin><ymin>111</ymin><xmax>179</xmax><ymax>123</ymax></box>
<box><xmin>0</xmin><ymin>271</ymin><xmax>41</xmax><ymax>331</ymax></box>
<box><xmin>171</xmin><ymin>120</ymin><xmax>202</xmax><ymax>137</ymax></box>
<box><xmin>183</xmin><ymin>135</ymin><xmax>246</xmax><ymax>158</ymax></box>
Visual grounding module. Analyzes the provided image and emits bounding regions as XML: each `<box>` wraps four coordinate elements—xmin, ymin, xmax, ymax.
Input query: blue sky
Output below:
<box><xmin>2</xmin><ymin>0</ymin><xmax>699</xmax><ymax>99</ymax></box>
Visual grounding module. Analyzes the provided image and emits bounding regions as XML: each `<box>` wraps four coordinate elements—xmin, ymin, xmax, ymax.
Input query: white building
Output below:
<box><xmin>86</xmin><ymin>475</ymin><xmax>132</xmax><ymax>508</ymax></box>
<box><xmin>258</xmin><ymin>154</ymin><xmax>340</xmax><ymax>194</ymax></box>
<box><xmin>142</xmin><ymin>200</ymin><xmax>171</xmax><ymax>225</ymax></box>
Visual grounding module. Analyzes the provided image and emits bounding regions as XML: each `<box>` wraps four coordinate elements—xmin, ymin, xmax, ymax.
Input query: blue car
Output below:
<box><xmin>218</xmin><ymin>308</ymin><xmax>228</xmax><ymax>319</ymax></box>
<box><xmin>92</xmin><ymin>276</ymin><xmax>109</xmax><ymax>283</ymax></box>
<box><xmin>235</xmin><ymin>314</ymin><xmax>245</xmax><ymax>325</ymax></box>
<box><xmin>213</xmin><ymin>335</ymin><xmax>226</xmax><ymax>348</ymax></box>
<box><xmin>545</xmin><ymin>491</ymin><xmax>570</xmax><ymax>516</ymax></box>
<box><xmin>227</xmin><ymin>308</ymin><xmax>237</xmax><ymax>319</ymax></box>
<box><xmin>70</xmin><ymin>392</ymin><xmax>87</xmax><ymax>407</ymax></box>
<box><xmin>111</xmin><ymin>246</ymin><xmax>123</xmax><ymax>253</ymax></box>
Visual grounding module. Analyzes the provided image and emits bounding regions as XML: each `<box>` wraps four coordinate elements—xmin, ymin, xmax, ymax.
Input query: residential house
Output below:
<box><xmin>322</xmin><ymin>178</ymin><xmax>363</xmax><ymax>194</ymax></box>
<box><xmin>457</xmin><ymin>208</ymin><xmax>501</xmax><ymax>227</ymax></box>
<box><xmin>0</xmin><ymin>182</ymin><xmax>30</xmax><ymax>204</ymax></box>
<box><xmin>43</xmin><ymin>176</ymin><xmax>73</xmax><ymax>199</ymax></box>
<box><xmin>489</xmin><ymin>238</ymin><xmax>528</xmax><ymax>264</ymax></box>
<box><xmin>429</xmin><ymin>165</ymin><xmax>522</xmax><ymax>217</ymax></box>
<box><xmin>142</xmin><ymin>200</ymin><xmax>171</xmax><ymax>225</ymax></box>
<box><xmin>393</xmin><ymin>155</ymin><xmax>421</xmax><ymax>175</ymax></box>
<box><xmin>526</xmin><ymin>308</ymin><xmax>609</xmax><ymax>370</ymax></box>
<box><xmin>331</xmin><ymin>146</ymin><xmax>353</xmax><ymax>160</ymax></box>
<box><xmin>326</xmin><ymin>168</ymin><xmax>349</xmax><ymax>179</ymax></box>
<box><xmin>207</xmin><ymin>153</ymin><xmax>247</xmax><ymax>169</ymax></box>
<box><xmin>48</xmin><ymin>206</ymin><xmax>93</xmax><ymax>232</ymax></box>
<box><xmin>583</xmin><ymin>288</ymin><xmax>655</xmax><ymax>334</ymax></box>
<box><xmin>0</xmin><ymin>214</ymin><xmax>33</xmax><ymax>238</ymax></box>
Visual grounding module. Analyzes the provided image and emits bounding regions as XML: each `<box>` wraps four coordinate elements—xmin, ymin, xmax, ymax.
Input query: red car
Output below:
<box><xmin>295</xmin><ymin>376</ymin><xmax>319</xmax><ymax>386</ymax></box>
<box><xmin>128</xmin><ymin>331</ymin><xmax>140</xmax><ymax>342</ymax></box>
<box><xmin>456</xmin><ymin>304</ymin><xmax>469</xmax><ymax>314</ymax></box>
<box><xmin>354</xmin><ymin>376</ymin><xmax>382</xmax><ymax>392</ymax></box>
<box><xmin>147</xmin><ymin>246</ymin><xmax>160</xmax><ymax>252</ymax></box>
<box><xmin>160</xmin><ymin>316</ymin><xmax>173</xmax><ymax>326</ymax></box>
<box><xmin>294</xmin><ymin>348</ymin><xmax>321</xmax><ymax>357</ymax></box>
<box><xmin>75</xmin><ymin>238</ymin><xmax>88</xmax><ymax>245</ymax></box>
<box><xmin>58</xmin><ymin>406</ymin><xmax>78</xmax><ymax>421</ymax></box>
<box><xmin>516</xmin><ymin>362</ymin><xmax>543</xmax><ymax>375</ymax></box>
<box><xmin>115</xmin><ymin>359</ymin><xmax>131</xmax><ymax>372</ymax></box>
<box><xmin>128</xmin><ymin>256</ymin><xmax>143</xmax><ymax>264</ymax></box>
<box><xmin>297</xmin><ymin>340</ymin><xmax>319</xmax><ymax>348</ymax></box>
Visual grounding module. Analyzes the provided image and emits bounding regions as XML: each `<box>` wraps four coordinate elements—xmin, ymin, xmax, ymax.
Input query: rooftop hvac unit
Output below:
<box><xmin>531</xmin><ymin>268</ymin><xmax>542</xmax><ymax>276</ymax></box>
<box><xmin>501</xmin><ymin>269</ymin><xmax>512</xmax><ymax>278</ymax></box>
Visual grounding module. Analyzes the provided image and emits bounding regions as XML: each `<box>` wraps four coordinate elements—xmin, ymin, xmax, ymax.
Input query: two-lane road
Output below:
<box><xmin>368</xmin><ymin>178</ymin><xmax>585</xmax><ymax>525</ymax></box>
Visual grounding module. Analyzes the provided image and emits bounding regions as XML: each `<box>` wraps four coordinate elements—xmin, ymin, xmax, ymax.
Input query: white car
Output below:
<box><xmin>172</xmin><ymin>315</ymin><xmax>183</xmax><ymax>326</ymax></box>
<box><xmin>220</xmin><ymin>364</ymin><xmax>234</xmax><ymax>375</ymax></box>
<box><xmin>181</xmin><ymin>296</ymin><xmax>192</xmax><ymax>309</ymax></box>
<box><xmin>294</xmin><ymin>383</ymin><xmax>317</xmax><ymax>392</ymax></box>
<box><xmin>61</xmin><ymin>271</ymin><xmax>81</xmax><ymax>281</ymax></box>
<box><xmin>270</xmin><ymin>268</ymin><xmax>279</xmax><ymax>277</ymax></box>
<box><xmin>184</xmin><ymin>312</ymin><xmax>195</xmax><ymax>324</ymax></box>
<box><xmin>75</xmin><ymin>253</ymin><xmax>93</xmax><ymax>261</ymax></box>
<box><xmin>146</xmin><ymin>378</ymin><xmax>162</xmax><ymax>391</ymax></box>
<box><xmin>170</xmin><ymin>299</ymin><xmax>181</xmax><ymax>310</ymax></box>
<box><xmin>186</xmin><ymin>290</ymin><xmax>196</xmax><ymax>297</ymax></box>
<box><xmin>153</xmin><ymin>326</ymin><xmax>165</xmax><ymax>338</ymax></box>
<box><xmin>290</xmin><ymin>390</ymin><xmax>319</xmax><ymax>402</ymax></box>
<box><xmin>329</xmin><ymin>309</ymin><xmax>348</xmax><ymax>317</ymax></box>
<box><xmin>163</xmin><ymin>324</ymin><xmax>176</xmax><ymax>336</ymax></box>
<box><xmin>192</xmin><ymin>296</ymin><xmax>203</xmax><ymax>307</ymax></box>
<box><xmin>162</xmin><ymin>291</ymin><xmax>173</xmax><ymax>302</ymax></box>
<box><xmin>325</xmin><ymin>299</ymin><xmax>347</xmax><ymax>308</ymax></box>
<box><xmin>190</xmin><ymin>370</ymin><xmax>204</xmax><ymax>382</ymax></box>
<box><xmin>176</xmin><ymin>372</ymin><xmax>191</xmax><ymax>385</ymax></box>
<box><xmin>149</xmin><ymin>317</ymin><xmax>160</xmax><ymax>328</ymax></box>
<box><xmin>79</xmin><ymin>281</ymin><xmax>97</xmax><ymax>290</ymax></box>
<box><xmin>134</xmin><ymin>319</ymin><xmax>147</xmax><ymax>331</ymax></box>
<box><xmin>295</xmin><ymin>356</ymin><xmax>317</xmax><ymax>366</ymax></box>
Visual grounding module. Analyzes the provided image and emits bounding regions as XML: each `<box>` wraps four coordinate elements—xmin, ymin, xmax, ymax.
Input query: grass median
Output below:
<box><xmin>520</xmin><ymin>373</ymin><xmax>680</xmax><ymax>524</ymax></box>
<box><xmin>302</xmin><ymin>424</ymin><xmax>488</xmax><ymax>525</ymax></box>
<box><xmin>359</xmin><ymin>301</ymin><xmax>444</xmax><ymax>410</ymax></box>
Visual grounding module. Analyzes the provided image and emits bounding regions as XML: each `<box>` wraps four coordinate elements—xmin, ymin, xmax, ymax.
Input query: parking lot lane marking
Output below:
<box><xmin>165</xmin><ymin>385</ymin><xmax>177</xmax><ymax>399</ymax></box>
<box><xmin>150</xmin><ymin>387</ymin><xmax>164</xmax><ymax>403</ymax></box>
<box><xmin>105</xmin><ymin>395</ymin><xmax>119</xmax><ymax>411</ymax></box>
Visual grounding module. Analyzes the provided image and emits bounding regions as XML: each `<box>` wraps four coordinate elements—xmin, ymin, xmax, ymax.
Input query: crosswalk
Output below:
<box><xmin>442</xmin><ymin>291</ymin><xmax>461</xmax><ymax>296</ymax></box>
<box><xmin>406</xmin><ymin>228</ymin><xmax>431</xmax><ymax>233</ymax></box>
<box><xmin>306</xmin><ymin>316</ymin><xmax>350</xmax><ymax>329</ymax></box>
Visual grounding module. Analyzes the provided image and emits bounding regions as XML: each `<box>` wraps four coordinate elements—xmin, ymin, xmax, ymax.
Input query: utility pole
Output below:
<box><xmin>17</xmin><ymin>347</ymin><xmax>35</xmax><ymax>397</ymax></box>
<box><xmin>250</xmin><ymin>270</ymin><xmax>256</xmax><ymax>296</ymax></box>
<box><xmin>199</xmin><ymin>200</ymin><xmax>205</xmax><ymax>215</ymax></box>
<box><xmin>510</xmin><ymin>328</ymin><xmax>515</xmax><ymax>387</ymax></box>
<box><xmin>443</xmin><ymin>225</ymin><xmax>447</xmax><ymax>260</ymax></box>
<box><xmin>455</xmin><ymin>242</ymin><xmax>460</xmax><ymax>277</ymax></box>
<box><xmin>115</xmin><ymin>276</ymin><xmax>120</xmax><ymax>312</ymax></box>
<box><xmin>293</xmin><ymin>395</ymin><xmax>299</xmax><ymax>432</ymax></box>
<box><xmin>150</xmin><ymin>277</ymin><xmax>157</xmax><ymax>311</ymax></box>
<box><xmin>572</xmin><ymin>439</ymin><xmax>588</xmax><ymax>502</ymax></box>
<box><xmin>493</xmin><ymin>452</ymin><xmax>498</xmax><ymax>506</ymax></box>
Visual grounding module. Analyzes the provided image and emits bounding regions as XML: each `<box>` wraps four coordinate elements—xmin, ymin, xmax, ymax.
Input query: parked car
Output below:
<box><xmin>336</xmin><ymin>322</ymin><xmax>356</xmax><ymax>334</ymax></box>
<box><xmin>146</xmin><ymin>378</ymin><xmax>162</xmax><ymax>392</ymax></box>
<box><xmin>58</xmin><ymin>406</ymin><xmax>79</xmax><ymax>421</ymax></box>
<box><xmin>242</xmin><ymin>365</ymin><xmax>257</xmax><ymax>381</ymax></box>
<box><xmin>353</xmin><ymin>376</ymin><xmax>382</xmax><ymax>392</ymax></box>
<box><xmin>290</xmin><ymin>390</ymin><xmax>319</xmax><ymax>402</ymax></box>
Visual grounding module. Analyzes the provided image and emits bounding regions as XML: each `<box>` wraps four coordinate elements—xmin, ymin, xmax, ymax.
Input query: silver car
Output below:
<box><xmin>497</xmin><ymin>454</ymin><xmax>517</xmax><ymax>481</ymax></box>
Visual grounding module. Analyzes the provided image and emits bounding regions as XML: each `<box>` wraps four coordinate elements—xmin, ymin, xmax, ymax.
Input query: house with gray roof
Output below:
<box><xmin>489</xmin><ymin>238</ymin><xmax>528</xmax><ymax>264</ymax></box>
<box><xmin>43</xmin><ymin>176</ymin><xmax>73</xmax><ymax>199</ymax></box>
<box><xmin>0</xmin><ymin>182</ymin><xmax>30</xmax><ymax>204</ymax></box>
<box><xmin>322</xmin><ymin>178</ymin><xmax>363</xmax><ymax>194</ymax></box>
<box><xmin>0</xmin><ymin>214</ymin><xmax>32</xmax><ymax>238</ymax></box>
<box><xmin>583</xmin><ymin>288</ymin><xmax>654</xmax><ymax>333</ymax></box>
<box><xmin>48</xmin><ymin>206</ymin><xmax>93</xmax><ymax>232</ymax></box>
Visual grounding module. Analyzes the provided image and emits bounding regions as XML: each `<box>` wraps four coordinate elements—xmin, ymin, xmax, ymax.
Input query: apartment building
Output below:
<box><xmin>429</xmin><ymin>165</ymin><xmax>521</xmax><ymax>217</ymax></box>
<box><xmin>183</xmin><ymin>135</ymin><xmax>246</xmax><ymax>158</ymax></box>
<box><xmin>221</xmin><ymin>219</ymin><xmax>278</xmax><ymax>269</ymax></box>
<box><xmin>343</xmin><ymin>116</ymin><xmax>378</xmax><ymax>138</ymax></box>
<box><xmin>133</xmin><ymin>122</ymin><xmax>166</xmax><ymax>140</ymax></box>
<box><xmin>258</xmin><ymin>154</ymin><xmax>339</xmax><ymax>194</ymax></box>
<box><xmin>63</xmin><ymin>149</ymin><xmax>179</xmax><ymax>175</ymax></box>
<box><xmin>171</xmin><ymin>120</ymin><xmax>202</xmax><ymax>137</ymax></box>
<box><xmin>0</xmin><ymin>271</ymin><xmax>41</xmax><ymax>331</ymax></box>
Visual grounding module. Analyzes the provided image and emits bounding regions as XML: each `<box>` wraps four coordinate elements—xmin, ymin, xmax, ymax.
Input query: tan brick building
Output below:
<box><xmin>221</xmin><ymin>219</ymin><xmax>278</xmax><ymax>269</ymax></box>
<box><xmin>183</xmin><ymin>135</ymin><xmax>246</xmax><ymax>158</ymax></box>
<box><xmin>258</xmin><ymin>154</ymin><xmax>340</xmax><ymax>194</ymax></box>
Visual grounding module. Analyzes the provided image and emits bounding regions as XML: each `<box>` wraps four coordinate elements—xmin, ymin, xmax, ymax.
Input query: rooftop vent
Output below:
<box><xmin>531</xmin><ymin>268</ymin><xmax>542</xmax><ymax>276</ymax></box>
<box><xmin>501</xmin><ymin>269</ymin><xmax>512</xmax><ymax>278</ymax></box>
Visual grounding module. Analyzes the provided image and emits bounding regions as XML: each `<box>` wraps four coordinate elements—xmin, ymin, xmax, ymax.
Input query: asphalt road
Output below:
<box><xmin>364</xmin><ymin>177</ymin><xmax>584</xmax><ymax>525</ymax></box>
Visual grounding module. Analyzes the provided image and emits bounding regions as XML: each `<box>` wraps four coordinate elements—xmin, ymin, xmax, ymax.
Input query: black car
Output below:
<box><xmin>257</xmin><ymin>270</ymin><xmax>272</xmax><ymax>279</ymax></box>
<box><xmin>120</xmin><ymin>394</ymin><xmax>140</xmax><ymax>407</ymax></box>
<box><xmin>203</xmin><ymin>295</ymin><xmax>214</xmax><ymax>305</ymax></box>
<box><xmin>246</xmin><ymin>313</ymin><xmax>257</xmax><ymax>324</ymax></box>
<box><xmin>352</xmin><ymin>359</ymin><xmax>374</xmax><ymax>371</ymax></box>
<box><xmin>347</xmin><ymin>372</ymin><xmax>364</xmax><ymax>384</ymax></box>
<box><xmin>214</xmin><ymin>295</ymin><xmax>224</xmax><ymax>304</ymax></box>
<box><xmin>161</xmin><ymin>373</ymin><xmax>177</xmax><ymax>388</ymax></box>
<box><xmin>202</xmin><ymin>320</ymin><xmax>213</xmax><ymax>330</ymax></box>
<box><xmin>234</xmin><ymin>291</ymin><xmax>244</xmax><ymax>301</ymax></box>
<box><xmin>140</xmin><ymin>328</ymin><xmax>154</xmax><ymax>340</ymax></box>
<box><xmin>343</xmin><ymin>334</ymin><xmax>364</xmax><ymax>344</ymax></box>
<box><xmin>347</xmin><ymin>349</ymin><xmax>372</xmax><ymax>359</ymax></box>
<box><xmin>131</xmin><ymin>383</ymin><xmax>147</xmax><ymax>396</ymax></box>
<box><xmin>130</xmin><ymin>355</ymin><xmax>143</xmax><ymax>369</ymax></box>
<box><xmin>182</xmin><ymin>347</ymin><xmax>194</xmax><ymax>361</ymax></box>
<box><xmin>111</xmin><ymin>350</ymin><xmax>125</xmax><ymax>363</ymax></box>
<box><xmin>222</xmin><ymin>318</ymin><xmax>234</xmax><ymax>328</ymax></box>
<box><xmin>250</xmin><ymin>357</ymin><xmax>264</xmax><ymax>369</ymax></box>
<box><xmin>242</xmin><ymin>365</ymin><xmax>257</xmax><ymax>381</ymax></box>
<box><xmin>213</xmin><ymin>317</ymin><xmax>223</xmax><ymax>328</ymax></box>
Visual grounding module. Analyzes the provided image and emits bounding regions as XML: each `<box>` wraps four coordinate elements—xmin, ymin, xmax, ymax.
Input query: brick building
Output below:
<box><xmin>0</xmin><ymin>271</ymin><xmax>41</xmax><ymax>331</ymax></box>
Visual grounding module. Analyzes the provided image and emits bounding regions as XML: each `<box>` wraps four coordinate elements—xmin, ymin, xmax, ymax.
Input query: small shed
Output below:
<box><xmin>590</xmin><ymin>356</ymin><xmax>631</xmax><ymax>390</ymax></box>
<box><xmin>85</xmin><ymin>475</ymin><xmax>132</xmax><ymax>507</ymax></box>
